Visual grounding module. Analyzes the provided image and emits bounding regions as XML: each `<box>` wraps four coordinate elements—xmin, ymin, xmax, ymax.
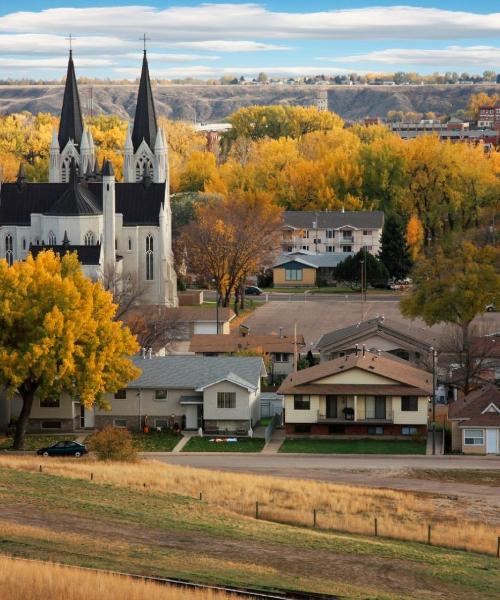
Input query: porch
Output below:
<box><xmin>317</xmin><ymin>394</ymin><xmax>394</xmax><ymax>423</ymax></box>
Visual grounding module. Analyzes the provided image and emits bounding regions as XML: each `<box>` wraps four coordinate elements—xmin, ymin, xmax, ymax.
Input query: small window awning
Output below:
<box><xmin>179</xmin><ymin>396</ymin><xmax>204</xmax><ymax>405</ymax></box>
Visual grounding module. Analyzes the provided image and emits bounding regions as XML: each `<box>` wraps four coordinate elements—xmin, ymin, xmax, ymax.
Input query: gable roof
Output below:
<box><xmin>132</xmin><ymin>51</ymin><xmax>158</xmax><ymax>153</ymax></box>
<box><xmin>190</xmin><ymin>333</ymin><xmax>305</xmax><ymax>354</ymax></box>
<box><xmin>58</xmin><ymin>51</ymin><xmax>84</xmax><ymax>149</ymax></box>
<box><xmin>316</xmin><ymin>316</ymin><xmax>435</xmax><ymax>353</ymax></box>
<box><xmin>195</xmin><ymin>371</ymin><xmax>258</xmax><ymax>392</ymax></box>
<box><xmin>448</xmin><ymin>384</ymin><xmax>500</xmax><ymax>427</ymax></box>
<box><xmin>129</xmin><ymin>355</ymin><xmax>265</xmax><ymax>390</ymax></box>
<box><xmin>283</xmin><ymin>211</ymin><xmax>384</xmax><ymax>231</ymax></box>
<box><xmin>46</xmin><ymin>182</ymin><xmax>101</xmax><ymax>216</ymax></box>
<box><xmin>29</xmin><ymin>244</ymin><xmax>101</xmax><ymax>266</ymax></box>
<box><xmin>273</xmin><ymin>253</ymin><xmax>353</xmax><ymax>269</ymax></box>
<box><xmin>278</xmin><ymin>350</ymin><xmax>432</xmax><ymax>395</ymax></box>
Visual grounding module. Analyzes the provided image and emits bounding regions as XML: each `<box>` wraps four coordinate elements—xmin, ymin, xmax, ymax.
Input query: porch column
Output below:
<box><xmin>353</xmin><ymin>395</ymin><xmax>358</xmax><ymax>421</ymax></box>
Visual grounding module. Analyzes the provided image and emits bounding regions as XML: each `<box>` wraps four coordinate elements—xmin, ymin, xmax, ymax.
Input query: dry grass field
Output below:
<box><xmin>0</xmin><ymin>455</ymin><xmax>498</xmax><ymax>556</ymax></box>
<box><xmin>0</xmin><ymin>556</ymin><xmax>237</xmax><ymax>600</ymax></box>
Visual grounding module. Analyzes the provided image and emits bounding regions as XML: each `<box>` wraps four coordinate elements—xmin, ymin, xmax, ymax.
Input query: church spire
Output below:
<box><xmin>58</xmin><ymin>49</ymin><xmax>84</xmax><ymax>150</ymax></box>
<box><xmin>131</xmin><ymin>48</ymin><xmax>158</xmax><ymax>153</ymax></box>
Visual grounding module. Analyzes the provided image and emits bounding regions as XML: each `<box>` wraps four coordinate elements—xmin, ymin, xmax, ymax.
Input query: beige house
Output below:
<box><xmin>279</xmin><ymin>349</ymin><xmax>432</xmax><ymax>437</ymax></box>
<box><xmin>448</xmin><ymin>384</ymin><xmax>500</xmax><ymax>455</ymax></box>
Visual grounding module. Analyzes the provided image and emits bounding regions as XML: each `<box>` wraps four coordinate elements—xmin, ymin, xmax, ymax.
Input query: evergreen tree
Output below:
<box><xmin>379</xmin><ymin>215</ymin><xmax>412</xmax><ymax>279</ymax></box>
<box><xmin>335</xmin><ymin>250</ymin><xmax>389</xmax><ymax>285</ymax></box>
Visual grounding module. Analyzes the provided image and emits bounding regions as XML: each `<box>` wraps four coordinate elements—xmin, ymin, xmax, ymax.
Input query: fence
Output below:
<box><xmin>264</xmin><ymin>413</ymin><xmax>281</xmax><ymax>444</ymax></box>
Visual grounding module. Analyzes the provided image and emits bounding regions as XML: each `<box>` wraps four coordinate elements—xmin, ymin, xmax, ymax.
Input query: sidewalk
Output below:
<box><xmin>262</xmin><ymin>429</ymin><xmax>285</xmax><ymax>454</ymax></box>
<box><xmin>171</xmin><ymin>432</ymin><xmax>195</xmax><ymax>453</ymax></box>
<box><xmin>426</xmin><ymin>430</ymin><xmax>444</xmax><ymax>455</ymax></box>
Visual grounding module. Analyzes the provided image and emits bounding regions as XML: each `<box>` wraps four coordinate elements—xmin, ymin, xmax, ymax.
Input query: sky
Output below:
<box><xmin>0</xmin><ymin>1</ymin><xmax>499</xmax><ymax>80</ymax></box>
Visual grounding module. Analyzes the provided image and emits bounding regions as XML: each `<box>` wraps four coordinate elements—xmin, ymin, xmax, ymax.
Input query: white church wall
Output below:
<box><xmin>39</xmin><ymin>214</ymin><xmax>103</xmax><ymax>247</ymax></box>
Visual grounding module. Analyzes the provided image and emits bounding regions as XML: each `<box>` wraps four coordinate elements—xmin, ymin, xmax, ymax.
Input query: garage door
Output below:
<box><xmin>194</xmin><ymin>322</ymin><xmax>217</xmax><ymax>335</ymax></box>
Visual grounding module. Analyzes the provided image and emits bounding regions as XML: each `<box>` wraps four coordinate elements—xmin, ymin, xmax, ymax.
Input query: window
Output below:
<box><xmin>365</xmin><ymin>396</ymin><xmax>386</xmax><ymax>419</ymax></box>
<box><xmin>368</xmin><ymin>426</ymin><xmax>384</xmax><ymax>435</ymax></box>
<box><xmin>217</xmin><ymin>392</ymin><xmax>236</xmax><ymax>409</ymax></box>
<box><xmin>342</xmin><ymin>230</ymin><xmax>353</xmax><ymax>239</ymax></box>
<box><xmin>301</xmin><ymin>245</ymin><xmax>309</xmax><ymax>251</ymax></box>
<box><xmin>301</xmin><ymin>231</ymin><xmax>309</xmax><ymax>239</ymax></box>
<box><xmin>84</xmin><ymin>231</ymin><xmax>96</xmax><ymax>246</ymax></box>
<box><xmin>295</xmin><ymin>424</ymin><xmax>311</xmax><ymax>433</ymax></box>
<box><xmin>115</xmin><ymin>239</ymin><xmax>118</xmax><ymax>250</ymax></box>
<box><xmin>326</xmin><ymin>245</ymin><xmax>335</xmax><ymax>253</ymax></box>
<box><xmin>155</xmin><ymin>419</ymin><xmax>169</xmax><ymax>428</ymax></box>
<box><xmin>40</xmin><ymin>396</ymin><xmax>60</xmax><ymax>408</ymax></box>
<box><xmin>113</xmin><ymin>419</ymin><xmax>128</xmax><ymax>428</ymax></box>
<box><xmin>274</xmin><ymin>353</ymin><xmax>289</xmax><ymax>363</ymax></box>
<box><xmin>114</xmin><ymin>389</ymin><xmax>126</xmax><ymax>399</ymax></box>
<box><xmin>41</xmin><ymin>421</ymin><xmax>62</xmax><ymax>430</ymax></box>
<box><xmin>285</xmin><ymin>268</ymin><xmax>302</xmax><ymax>281</ymax></box>
<box><xmin>401</xmin><ymin>396</ymin><xmax>418</xmax><ymax>411</ymax></box>
<box><xmin>135</xmin><ymin>156</ymin><xmax>153</xmax><ymax>181</ymax></box>
<box><xmin>402</xmin><ymin>426</ymin><xmax>417</xmax><ymax>436</ymax></box>
<box><xmin>128</xmin><ymin>238</ymin><xmax>132</xmax><ymax>251</ymax></box>
<box><xmin>22</xmin><ymin>238</ymin><xmax>26</xmax><ymax>250</ymax></box>
<box><xmin>464</xmin><ymin>429</ymin><xmax>484</xmax><ymax>445</ymax></box>
<box><xmin>5</xmin><ymin>234</ymin><xmax>13</xmax><ymax>266</ymax></box>
<box><xmin>342</xmin><ymin>246</ymin><xmax>352</xmax><ymax>253</ymax></box>
<box><xmin>313</xmin><ymin>238</ymin><xmax>321</xmax><ymax>244</ymax></box>
<box><xmin>47</xmin><ymin>231</ymin><xmax>56</xmax><ymax>245</ymax></box>
<box><xmin>294</xmin><ymin>395</ymin><xmax>310</xmax><ymax>410</ymax></box>
<box><xmin>155</xmin><ymin>389</ymin><xmax>168</xmax><ymax>400</ymax></box>
<box><xmin>363</xmin><ymin>230</ymin><xmax>371</xmax><ymax>236</ymax></box>
<box><xmin>326</xmin><ymin>229</ymin><xmax>335</xmax><ymax>239</ymax></box>
<box><xmin>146</xmin><ymin>234</ymin><xmax>154</xmax><ymax>280</ymax></box>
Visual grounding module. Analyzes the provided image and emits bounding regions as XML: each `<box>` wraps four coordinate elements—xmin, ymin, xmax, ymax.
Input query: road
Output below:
<box><xmin>204</xmin><ymin>290</ymin><xmax>402</xmax><ymax>302</ymax></box>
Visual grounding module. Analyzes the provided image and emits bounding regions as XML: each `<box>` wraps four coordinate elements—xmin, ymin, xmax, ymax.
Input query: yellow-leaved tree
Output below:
<box><xmin>0</xmin><ymin>250</ymin><xmax>140</xmax><ymax>449</ymax></box>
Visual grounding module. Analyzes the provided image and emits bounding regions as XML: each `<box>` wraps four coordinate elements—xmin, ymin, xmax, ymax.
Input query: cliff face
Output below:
<box><xmin>0</xmin><ymin>83</ymin><xmax>496</xmax><ymax>121</ymax></box>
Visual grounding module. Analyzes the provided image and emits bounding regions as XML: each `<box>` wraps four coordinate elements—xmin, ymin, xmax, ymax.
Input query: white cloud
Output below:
<box><xmin>123</xmin><ymin>52</ymin><xmax>220</xmax><ymax>62</ymax></box>
<box><xmin>1</xmin><ymin>5</ymin><xmax>499</xmax><ymax>41</ymax></box>
<box><xmin>170</xmin><ymin>40</ymin><xmax>291</xmax><ymax>52</ymax></box>
<box><xmin>0</xmin><ymin>33</ymin><xmax>128</xmax><ymax>54</ymax></box>
<box><xmin>326</xmin><ymin>45</ymin><xmax>500</xmax><ymax>67</ymax></box>
<box><xmin>0</xmin><ymin>57</ymin><xmax>112</xmax><ymax>69</ymax></box>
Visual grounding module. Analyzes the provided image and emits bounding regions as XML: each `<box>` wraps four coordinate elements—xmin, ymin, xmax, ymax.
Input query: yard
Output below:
<box><xmin>0</xmin><ymin>434</ymin><xmax>77</xmax><ymax>451</ymax></box>
<box><xmin>279</xmin><ymin>438</ymin><xmax>427</xmax><ymax>454</ymax></box>
<box><xmin>182</xmin><ymin>436</ymin><xmax>265</xmax><ymax>452</ymax></box>
<box><xmin>132</xmin><ymin>432</ymin><xmax>182</xmax><ymax>452</ymax></box>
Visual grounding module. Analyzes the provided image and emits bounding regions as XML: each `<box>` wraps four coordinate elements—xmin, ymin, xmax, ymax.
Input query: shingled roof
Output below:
<box><xmin>132</xmin><ymin>51</ymin><xmax>158</xmax><ymax>152</ymax></box>
<box><xmin>58</xmin><ymin>50</ymin><xmax>84</xmax><ymax>149</ymax></box>
<box><xmin>448</xmin><ymin>384</ymin><xmax>500</xmax><ymax>427</ymax></box>
<box><xmin>283</xmin><ymin>211</ymin><xmax>384</xmax><ymax>230</ymax></box>
<box><xmin>46</xmin><ymin>181</ymin><xmax>101</xmax><ymax>216</ymax></box>
<box><xmin>190</xmin><ymin>332</ymin><xmax>305</xmax><ymax>354</ymax></box>
<box><xmin>29</xmin><ymin>244</ymin><xmax>101</xmax><ymax>266</ymax></box>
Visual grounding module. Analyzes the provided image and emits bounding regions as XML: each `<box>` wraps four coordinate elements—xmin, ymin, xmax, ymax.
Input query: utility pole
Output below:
<box><xmin>360</xmin><ymin>258</ymin><xmax>364</xmax><ymax>320</ymax></box>
<box><xmin>431</xmin><ymin>347</ymin><xmax>437</xmax><ymax>455</ymax></box>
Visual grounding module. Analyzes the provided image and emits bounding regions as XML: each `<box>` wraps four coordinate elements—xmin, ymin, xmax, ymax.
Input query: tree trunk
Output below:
<box><xmin>233</xmin><ymin>288</ymin><xmax>240</xmax><ymax>316</ymax></box>
<box><xmin>13</xmin><ymin>386</ymin><xmax>36</xmax><ymax>450</ymax></box>
<box><xmin>239</xmin><ymin>284</ymin><xmax>245</xmax><ymax>310</ymax></box>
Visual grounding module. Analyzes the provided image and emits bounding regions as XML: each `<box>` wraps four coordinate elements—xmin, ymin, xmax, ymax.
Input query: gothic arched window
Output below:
<box><xmin>84</xmin><ymin>231</ymin><xmax>96</xmax><ymax>246</ymax></box>
<box><xmin>48</xmin><ymin>231</ymin><xmax>56</xmax><ymax>245</ymax></box>
<box><xmin>61</xmin><ymin>156</ymin><xmax>72</xmax><ymax>183</ymax></box>
<box><xmin>128</xmin><ymin>237</ymin><xmax>132</xmax><ymax>251</ymax></box>
<box><xmin>5</xmin><ymin>234</ymin><xmax>13</xmax><ymax>266</ymax></box>
<box><xmin>135</xmin><ymin>155</ymin><xmax>153</xmax><ymax>182</ymax></box>
<box><xmin>22</xmin><ymin>238</ymin><xmax>26</xmax><ymax>251</ymax></box>
<box><xmin>145</xmin><ymin>234</ymin><xmax>154</xmax><ymax>281</ymax></box>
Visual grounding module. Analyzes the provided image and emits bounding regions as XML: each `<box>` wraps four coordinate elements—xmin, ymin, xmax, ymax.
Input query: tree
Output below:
<box><xmin>257</xmin><ymin>72</ymin><xmax>268</xmax><ymax>83</ymax></box>
<box><xmin>335</xmin><ymin>250</ymin><xmax>389</xmax><ymax>286</ymax></box>
<box><xmin>406</xmin><ymin>215</ymin><xmax>425</xmax><ymax>260</ymax></box>
<box><xmin>0</xmin><ymin>250</ymin><xmax>140</xmax><ymax>449</ymax></box>
<box><xmin>401</xmin><ymin>242</ymin><xmax>500</xmax><ymax>393</ymax></box>
<box><xmin>466</xmin><ymin>92</ymin><xmax>500</xmax><ymax>120</ymax></box>
<box><xmin>181</xmin><ymin>190</ymin><xmax>282</xmax><ymax>308</ymax></box>
<box><xmin>378</xmin><ymin>215</ymin><xmax>412</xmax><ymax>279</ymax></box>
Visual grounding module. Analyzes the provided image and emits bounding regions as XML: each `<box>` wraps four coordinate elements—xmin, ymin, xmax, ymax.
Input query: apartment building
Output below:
<box><xmin>281</xmin><ymin>211</ymin><xmax>384</xmax><ymax>256</ymax></box>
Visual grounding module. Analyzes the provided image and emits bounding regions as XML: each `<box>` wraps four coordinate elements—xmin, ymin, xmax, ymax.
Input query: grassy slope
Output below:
<box><xmin>132</xmin><ymin>433</ymin><xmax>182</xmax><ymax>452</ymax></box>
<box><xmin>280</xmin><ymin>438</ymin><xmax>426</xmax><ymax>454</ymax></box>
<box><xmin>0</xmin><ymin>466</ymin><xmax>498</xmax><ymax>600</ymax></box>
<box><xmin>0</xmin><ymin>435</ymin><xmax>77</xmax><ymax>451</ymax></box>
<box><xmin>182</xmin><ymin>437</ymin><xmax>265</xmax><ymax>452</ymax></box>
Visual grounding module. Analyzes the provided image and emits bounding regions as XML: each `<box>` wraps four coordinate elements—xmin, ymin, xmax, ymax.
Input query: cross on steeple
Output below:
<box><xmin>140</xmin><ymin>33</ymin><xmax>150</xmax><ymax>54</ymax></box>
<box><xmin>66</xmin><ymin>33</ymin><xmax>74</xmax><ymax>54</ymax></box>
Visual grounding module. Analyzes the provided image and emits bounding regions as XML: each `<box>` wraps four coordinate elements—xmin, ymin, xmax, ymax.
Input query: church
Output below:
<box><xmin>0</xmin><ymin>49</ymin><xmax>178</xmax><ymax>307</ymax></box>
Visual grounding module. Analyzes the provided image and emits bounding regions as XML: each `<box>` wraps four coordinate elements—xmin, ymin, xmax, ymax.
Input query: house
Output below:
<box><xmin>447</xmin><ymin>384</ymin><xmax>500</xmax><ymax>454</ymax></box>
<box><xmin>280</xmin><ymin>211</ymin><xmax>384</xmax><ymax>255</ymax></box>
<box><xmin>316</xmin><ymin>316</ymin><xmax>435</xmax><ymax>367</ymax></box>
<box><xmin>272</xmin><ymin>251</ymin><xmax>352</xmax><ymax>288</ymax></box>
<box><xmin>278</xmin><ymin>349</ymin><xmax>432</xmax><ymax>437</ymax></box>
<box><xmin>4</xmin><ymin>356</ymin><xmax>266</xmax><ymax>435</ymax></box>
<box><xmin>189</xmin><ymin>330</ymin><xmax>305</xmax><ymax>382</ymax></box>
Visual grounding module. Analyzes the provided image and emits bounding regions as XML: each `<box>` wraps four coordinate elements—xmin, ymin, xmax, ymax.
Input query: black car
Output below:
<box><xmin>245</xmin><ymin>286</ymin><xmax>263</xmax><ymax>296</ymax></box>
<box><xmin>37</xmin><ymin>440</ymin><xmax>87</xmax><ymax>457</ymax></box>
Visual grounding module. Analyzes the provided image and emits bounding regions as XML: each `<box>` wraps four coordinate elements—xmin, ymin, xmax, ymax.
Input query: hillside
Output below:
<box><xmin>0</xmin><ymin>83</ymin><xmax>497</xmax><ymax>122</ymax></box>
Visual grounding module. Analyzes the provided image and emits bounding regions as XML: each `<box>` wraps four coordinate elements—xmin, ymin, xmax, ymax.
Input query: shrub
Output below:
<box><xmin>87</xmin><ymin>427</ymin><xmax>138</xmax><ymax>462</ymax></box>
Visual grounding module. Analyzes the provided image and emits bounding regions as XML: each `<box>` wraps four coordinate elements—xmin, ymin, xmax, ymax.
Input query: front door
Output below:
<box><xmin>326</xmin><ymin>395</ymin><xmax>337</xmax><ymax>418</ymax></box>
<box><xmin>486</xmin><ymin>429</ymin><xmax>499</xmax><ymax>454</ymax></box>
<box><xmin>185</xmin><ymin>405</ymin><xmax>199</xmax><ymax>430</ymax></box>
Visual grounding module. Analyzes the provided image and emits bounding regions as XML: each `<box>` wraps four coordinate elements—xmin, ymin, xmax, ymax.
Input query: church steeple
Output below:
<box><xmin>58</xmin><ymin>50</ymin><xmax>84</xmax><ymax>150</ymax></box>
<box><xmin>131</xmin><ymin>50</ymin><xmax>158</xmax><ymax>153</ymax></box>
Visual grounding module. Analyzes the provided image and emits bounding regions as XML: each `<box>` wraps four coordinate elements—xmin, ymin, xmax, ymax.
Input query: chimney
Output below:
<box><xmin>355</xmin><ymin>344</ymin><xmax>359</xmax><ymax>356</ymax></box>
<box><xmin>148</xmin><ymin>347</ymin><xmax>153</xmax><ymax>359</ymax></box>
<box><xmin>362</xmin><ymin>344</ymin><xmax>366</xmax><ymax>357</ymax></box>
<box><xmin>142</xmin><ymin>347</ymin><xmax>147</xmax><ymax>359</ymax></box>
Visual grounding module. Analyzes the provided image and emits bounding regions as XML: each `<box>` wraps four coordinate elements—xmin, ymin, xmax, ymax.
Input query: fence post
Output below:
<box><xmin>255</xmin><ymin>501</ymin><xmax>259</xmax><ymax>520</ymax></box>
<box><xmin>428</xmin><ymin>525</ymin><xmax>432</xmax><ymax>545</ymax></box>
<box><xmin>39</xmin><ymin>465</ymin><xmax>42</xmax><ymax>473</ymax></box>
<box><xmin>313</xmin><ymin>509</ymin><xmax>317</xmax><ymax>528</ymax></box>
<box><xmin>199</xmin><ymin>492</ymin><xmax>203</xmax><ymax>501</ymax></box>
<box><xmin>497</xmin><ymin>536</ymin><xmax>500</xmax><ymax>558</ymax></box>
<box><xmin>90</xmin><ymin>472</ymin><xmax>93</xmax><ymax>481</ymax></box>
<box><xmin>374</xmin><ymin>517</ymin><xmax>378</xmax><ymax>537</ymax></box>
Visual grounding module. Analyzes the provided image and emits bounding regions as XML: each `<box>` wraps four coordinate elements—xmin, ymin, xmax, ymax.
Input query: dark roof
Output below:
<box><xmin>273</xmin><ymin>253</ymin><xmax>352</xmax><ymax>269</ymax></box>
<box><xmin>58</xmin><ymin>51</ymin><xmax>84</xmax><ymax>149</ymax></box>
<box><xmin>132</xmin><ymin>51</ymin><xmax>158</xmax><ymax>152</ymax></box>
<box><xmin>0</xmin><ymin>181</ymin><xmax>166</xmax><ymax>226</ymax></box>
<box><xmin>29</xmin><ymin>244</ymin><xmax>101</xmax><ymax>266</ymax></box>
<box><xmin>279</xmin><ymin>383</ymin><xmax>430</xmax><ymax>396</ymax></box>
<box><xmin>448</xmin><ymin>384</ymin><xmax>500</xmax><ymax>426</ymax></box>
<box><xmin>46</xmin><ymin>182</ymin><xmax>101</xmax><ymax>216</ymax></box>
<box><xmin>283</xmin><ymin>211</ymin><xmax>384</xmax><ymax>230</ymax></box>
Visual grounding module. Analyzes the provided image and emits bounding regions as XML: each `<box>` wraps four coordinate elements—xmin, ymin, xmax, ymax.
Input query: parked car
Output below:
<box><xmin>486</xmin><ymin>303</ymin><xmax>497</xmax><ymax>312</ymax></box>
<box><xmin>245</xmin><ymin>286</ymin><xmax>263</xmax><ymax>296</ymax></box>
<box><xmin>37</xmin><ymin>440</ymin><xmax>87</xmax><ymax>457</ymax></box>
<box><xmin>372</xmin><ymin>281</ymin><xmax>391</xmax><ymax>290</ymax></box>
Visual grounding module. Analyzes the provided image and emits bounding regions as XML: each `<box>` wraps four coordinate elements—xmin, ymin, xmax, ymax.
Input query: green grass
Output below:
<box><xmin>182</xmin><ymin>436</ymin><xmax>265</xmax><ymax>452</ymax></box>
<box><xmin>0</xmin><ymin>434</ymin><xmax>77</xmax><ymax>451</ymax></box>
<box><xmin>0</xmin><ymin>464</ymin><xmax>498</xmax><ymax>599</ymax></box>
<box><xmin>132</xmin><ymin>432</ymin><xmax>182</xmax><ymax>452</ymax></box>
<box><xmin>279</xmin><ymin>438</ymin><xmax>426</xmax><ymax>454</ymax></box>
<box><xmin>258</xmin><ymin>417</ymin><xmax>272</xmax><ymax>426</ymax></box>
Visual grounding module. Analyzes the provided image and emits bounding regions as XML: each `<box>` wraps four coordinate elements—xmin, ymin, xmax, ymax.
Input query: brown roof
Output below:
<box><xmin>165</xmin><ymin>307</ymin><xmax>235</xmax><ymax>323</ymax></box>
<box><xmin>448</xmin><ymin>384</ymin><xmax>500</xmax><ymax>426</ymax></box>
<box><xmin>190</xmin><ymin>333</ymin><xmax>305</xmax><ymax>354</ymax></box>
<box><xmin>278</xmin><ymin>350</ymin><xmax>432</xmax><ymax>394</ymax></box>
<box><xmin>279</xmin><ymin>384</ymin><xmax>430</xmax><ymax>396</ymax></box>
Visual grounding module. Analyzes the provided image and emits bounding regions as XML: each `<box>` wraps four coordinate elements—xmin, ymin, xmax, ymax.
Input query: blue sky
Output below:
<box><xmin>0</xmin><ymin>1</ymin><xmax>499</xmax><ymax>79</ymax></box>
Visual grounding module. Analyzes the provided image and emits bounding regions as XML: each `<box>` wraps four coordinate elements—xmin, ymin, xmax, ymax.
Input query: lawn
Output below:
<box><xmin>0</xmin><ymin>434</ymin><xmax>76</xmax><ymax>451</ymax></box>
<box><xmin>0</xmin><ymin>458</ymin><xmax>498</xmax><ymax>599</ymax></box>
<box><xmin>132</xmin><ymin>432</ymin><xmax>182</xmax><ymax>452</ymax></box>
<box><xmin>279</xmin><ymin>438</ymin><xmax>426</xmax><ymax>454</ymax></box>
<box><xmin>182</xmin><ymin>436</ymin><xmax>265</xmax><ymax>452</ymax></box>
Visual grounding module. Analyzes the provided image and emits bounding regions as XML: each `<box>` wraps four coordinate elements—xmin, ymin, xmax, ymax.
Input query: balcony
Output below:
<box><xmin>317</xmin><ymin>412</ymin><xmax>392</xmax><ymax>424</ymax></box>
